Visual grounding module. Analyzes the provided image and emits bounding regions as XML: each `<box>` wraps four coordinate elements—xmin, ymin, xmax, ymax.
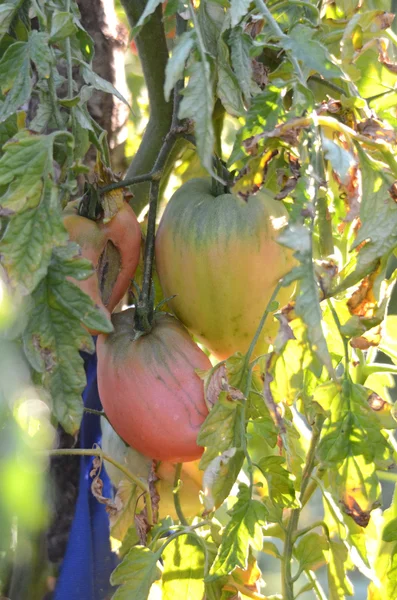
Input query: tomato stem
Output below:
<box><xmin>173</xmin><ymin>463</ymin><xmax>189</xmax><ymax>526</ymax></box>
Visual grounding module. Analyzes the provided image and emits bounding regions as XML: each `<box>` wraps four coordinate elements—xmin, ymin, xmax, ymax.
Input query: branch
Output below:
<box><xmin>173</xmin><ymin>462</ymin><xmax>189</xmax><ymax>526</ymax></box>
<box><xmin>120</xmin><ymin>0</ymin><xmax>175</xmax><ymax>215</ymax></box>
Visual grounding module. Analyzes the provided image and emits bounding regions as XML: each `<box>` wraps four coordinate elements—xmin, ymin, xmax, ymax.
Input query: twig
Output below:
<box><xmin>281</xmin><ymin>415</ymin><xmax>324</xmax><ymax>600</ymax></box>
<box><xmin>173</xmin><ymin>463</ymin><xmax>189</xmax><ymax>526</ymax></box>
<box><xmin>48</xmin><ymin>67</ymin><xmax>64</xmax><ymax>129</ymax></box>
<box><xmin>225</xmin><ymin>579</ymin><xmax>276</xmax><ymax>600</ymax></box>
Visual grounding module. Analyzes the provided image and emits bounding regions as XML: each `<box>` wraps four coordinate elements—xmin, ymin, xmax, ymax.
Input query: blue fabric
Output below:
<box><xmin>54</xmin><ymin>346</ymin><xmax>117</xmax><ymax>600</ymax></box>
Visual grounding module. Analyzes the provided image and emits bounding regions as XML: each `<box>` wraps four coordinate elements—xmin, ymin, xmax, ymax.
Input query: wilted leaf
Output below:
<box><xmin>207</xmin><ymin>484</ymin><xmax>267</xmax><ymax>579</ymax></box>
<box><xmin>81</xmin><ymin>64</ymin><xmax>131</xmax><ymax>110</ymax></box>
<box><xmin>202</xmin><ymin>447</ymin><xmax>244</xmax><ymax>511</ymax></box>
<box><xmin>229</xmin><ymin>28</ymin><xmax>252</xmax><ymax>104</ymax></box>
<box><xmin>217</xmin><ymin>37</ymin><xmax>245</xmax><ymax>117</ymax></box>
<box><xmin>132</xmin><ymin>0</ymin><xmax>163</xmax><ymax>36</ymax></box>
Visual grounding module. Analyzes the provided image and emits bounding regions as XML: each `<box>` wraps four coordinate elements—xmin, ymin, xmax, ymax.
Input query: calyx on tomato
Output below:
<box><xmin>63</xmin><ymin>199</ymin><xmax>141</xmax><ymax>331</ymax></box>
<box><xmin>101</xmin><ymin>417</ymin><xmax>203</xmax><ymax>524</ymax></box>
<box><xmin>155</xmin><ymin>178</ymin><xmax>295</xmax><ymax>359</ymax></box>
<box><xmin>97</xmin><ymin>308</ymin><xmax>211</xmax><ymax>462</ymax></box>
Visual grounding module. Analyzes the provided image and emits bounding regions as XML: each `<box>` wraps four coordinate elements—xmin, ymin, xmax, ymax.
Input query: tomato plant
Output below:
<box><xmin>2</xmin><ymin>1</ymin><xmax>397</xmax><ymax>599</ymax></box>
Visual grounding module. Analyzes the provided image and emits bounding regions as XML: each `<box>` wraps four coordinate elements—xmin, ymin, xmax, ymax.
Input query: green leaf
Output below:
<box><xmin>23</xmin><ymin>248</ymin><xmax>112</xmax><ymax>434</ymax></box>
<box><xmin>29</xmin><ymin>31</ymin><xmax>53</xmax><ymax>79</ymax></box>
<box><xmin>295</xmin><ymin>532</ymin><xmax>328</xmax><ymax>572</ymax></box>
<box><xmin>162</xmin><ymin>534</ymin><xmax>205</xmax><ymax>600</ymax></box>
<box><xmin>280</xmin><ymin>24</ymin><xmax>343</xmax><ymax>80</ymax></box>
<box><xmin>0</xmin><ymin>181</ymin><xmax>67</xmax><ymax>295</ymax></box>
<box><xmin>0</xmin><ymin>41</ymin><xmax>30</xmax><ymax>122</ymax></box>
<box><xmin>256</xmin><ymin>456</ymin><xmax>299</xmax><ymax>508</ymax></box>
<box><xmin>164</xmin><ymin>31</ymin><xmax>195</xmax><ymax>102</ymax></box>
<box><xmin>179</xmin><ymin>59</ymin><xmax>214</xmax><ymax>174</ymax></box>
<box><xmin>322</xmin><ymin>136</ymin><xmax>356</xmax><ymax>185</ymax></box>
<box><xmin>110</xmin><ymin>546</ymin><xmax>161</xmax><ymax>600</ymax></box>
<box><xmin>0</xmin><ymin>0</ymin><xmax>24</xmax><ymax>41</ymax></box>
<box><xmin>81</xmin><ymin>64</ymin><xmax>132</xmax><ymax>110</ymax></box>
<box><xmin>369</xmin><ymin>487</ymin><xmax>397</xmax><ymax>600</ymax></box>
<box><xmin>0</xmin><ymin>112</ymin><xmax>17</xmax><ymax>150</ymax></box>
<box><xmin>327</xmin><ymin>539</ymin><xmax>354</xmax><ymax>600</ymax></box>
<box><xmin>217</xmin><ymin>36</ymin><xmax>245</xmax><ymax>117</ymax></box>
<box><xmin>208</xmin><ymin>484</ymin><xmax>267</xmax><ymax>579</ymax></box>
<box><xmin>203</xmin><ymin>447</ymin><xmax>245</xmax><ymax>511</ymax></box>
<box><xmin>230</xmin><ymin>0</ymin><xmax>250</xmax><ymax>27</ymax></box>
<box><xmin>229</xmin><ymin>28</ymin><xmax>252</xmax><ymax>104</ymax></box>
<box><xmin>49</xmin><ymin>11</ymin><xmax>77</xmax><ymax>42</ymax></box>
<box><xmin>278</xmin><ymin>222</ymin><xmax>334</xmax><ymax>375</ymax></box>
<box><xmin>132</xmin><ymin>0</ymin><xmax>163</xmax><ymax>36</ymax></box>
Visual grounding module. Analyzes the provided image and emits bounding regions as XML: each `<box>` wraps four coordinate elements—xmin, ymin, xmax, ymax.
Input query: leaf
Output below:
<box><xmin>295</xmin><ymin>533</ymin><xmax>328</xmax><ymax>572</ymax></box>
<box><xmin>29</xmin><ymin>31</ymin><xmax>53</xmax><ymax>79</ymax></box>
<box><xmin>202</xmin><ymin>447</ymin><xmax>245</xmax><ymax>511</ymax></box>
<box><xmin>0</xmin><ymin>41</ymin><xmax>31</xmax><ymax>123</ymax></box>
<box><xmin>230</xmin><ymin>0</ymin><xmax>251</xmax><ymax>27</ymax></box>
<box><xmin>207</xmin><ymin>484</ymin><xmax>267</xmax><ymax>579</ymax></box>
<box><xmin>198</xmin><ymin>392</ymin><xmax>243</xmax><ymax>469</ymax></box>
<box><xmin>23</xmin><ymin>247</ymin><xmax>112</xmax><ymax>434</ymax></box>
<box><xmin>322</xmin><ymin>135</ymin><xmax>356</xmax><ymax>186</ymax></box>
<box><xmin>164</xmin><ymin>31</ymin><xmax>195</xmax><ymax>102</ymax></box>
<box><xmin>110</xmin><ymin>546</ymin><xmax>161</xmax><ymax>600</ymax></box>
<box><xmin>217</xmin><ymin>36</ymin><xmax>245</xmax><ymax>117</ymax></box>
<box><xmin>132</xmin><ymin>0</ymin><xmax>163</xmax><ymax>36</ymax></box>
<box><xmin>278</xmin><ymin>222</ymin><xmax>334</xmax><ymax>375</ymax></box>
<box><xmin>81</xmin><ymin>64</ymin><xmax>131</xmax><ymax>110</ymax></box>
<box><xmin>229</xmin><ymin>28</ymin><xmax>252</xmax><ymax>104</ymax></box>
<box><xmin>0</xmin><ymin>0</ymin><xmax>24</xmax><ymax>41</ymax></box>
<box><xmin>256</xmin><ymin>456</ymin><xmax>298</xmax><ymax>508</ymax></box>
<box><xmin>0</xmin><ymin>181</ymin><xmax>68</xmax><ymax>295</ymax></box>
<box><xmin>49</xmin><ymin>11</ymin><xmax>77</xmax><ymax>42</ymax></box>
<box><xmin>327</xmin><ymin>539</ymin><xmax>354</xmax><ymax>600</ymax></box>
<box><xmin>179</xmin><ymin>59</ymin><xmax>214</xmax><ymax>175</ymax></box>
<box><xmin>337</xmin><ymin>148</ymin><xmax>397</xmax><ymax>291</ymax></box>
<box><xmin>280</xmin><ymin>24</ymin><xmax>342</xmax><ymax>80</ymax></box>
<box><xmin>162</xmin><ymin>534</ymin><xmax>205</xmax><ymax>600</ymax></box>
<box><xmin>368</xmin><ymin>487</ymin><xmax>397</xmax><ymax>600</ymax></box>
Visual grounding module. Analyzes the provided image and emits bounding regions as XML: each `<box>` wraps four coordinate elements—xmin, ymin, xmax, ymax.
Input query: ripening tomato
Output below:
<box><xmin>97</xmin><ymin>308</ymin><xmax>211</xmax><ymax>462</ymax></box>
<box><xmin>155</xmin><ymin>178</ymin><xmax>295</xmax><ymax>359</ymax></box>
<box><xmin>63</xmin><ymin>201</ymin><xmax>141</xmax><ymax>330</ymax></box>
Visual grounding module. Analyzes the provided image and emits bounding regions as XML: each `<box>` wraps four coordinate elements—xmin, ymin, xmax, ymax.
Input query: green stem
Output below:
<box><xmin>309</xmin><ymin>74</ymin><xmax>345</xmax><ymax>96</ymax></box>
<box><xmin>173</xmin><ymin>463</ymin><xmax>189</xmax><ymax>526</ymax></box>
<box><xmin>155</xmin><ymin>521</ymin><xmax>210</xmax><ymax>557</ymax></box>
<box><xmin>83</xmin><ymin>407</ymin><xmax>108</xmax><ymax>419</ymax></box>
<box><xmin>65</xmin><ymin>0</ymin><xmax>73</xmax><ymax>99</ymax></box>
<box><xmin>47</xmin><ymin>448</ymin><xmax>153</xmax><ymax>526</ymax></box>
<box><xmin>281</xmin><ymin>415</ymin><xmax>324</xmax><ymax>600</ymax></box>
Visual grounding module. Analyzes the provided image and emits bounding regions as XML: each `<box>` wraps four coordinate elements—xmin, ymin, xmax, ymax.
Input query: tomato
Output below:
<box><xmin>63</xmin><ymin>201</ymin><xmax>141</xmax><ymax>330</ymax></box>
<box><xmin>97</xmin><ymin>308</ymin><xmax>211</xmax><ymax>462</ymax></box>
<box><xmin>101</xmin><ymin>417</ymin><xmax>203</xmax><ymax>522</ymax></box>
<box><xmin>155</xmin><ymin>178</ymin><xmax>295</xmax><ymax>359</ymax></box>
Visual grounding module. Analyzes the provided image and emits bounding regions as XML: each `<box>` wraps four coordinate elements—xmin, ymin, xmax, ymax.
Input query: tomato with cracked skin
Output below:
<box><xmin>63</xmin><ymin>200</ymin><xmax>141</xmax><ymax>331</ymax></box>
<box><xmin>97</xmin><ymin>308</ymin><xmax>210</xmax><ymax>462</ymax></box>
<box><xmin>155</xmin><ymin>178</ymin><xmax>296</xmax><ymax>360</ymax></box>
